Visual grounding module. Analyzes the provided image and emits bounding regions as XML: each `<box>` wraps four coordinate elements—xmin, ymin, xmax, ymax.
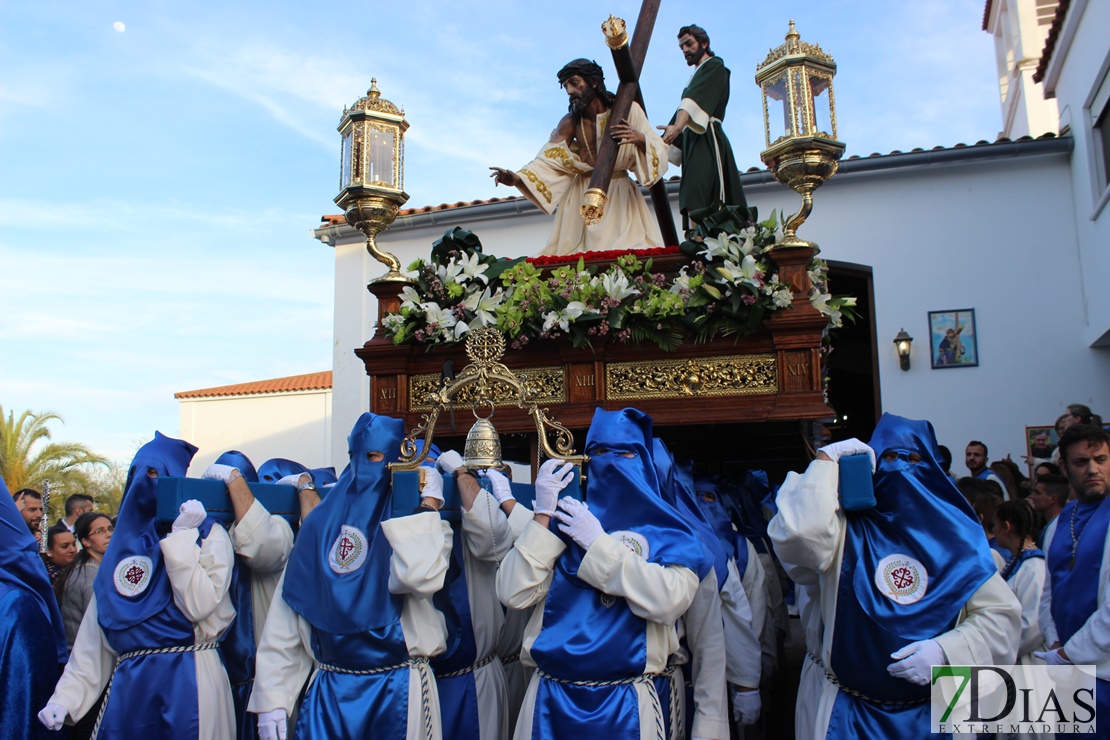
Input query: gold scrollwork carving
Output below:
<box><xmin>605</xmin><ymin>354</ymin><xmax>777</xmax><ymax>400</ymax></box>
<box><xmin>544</xmin><ymin>146</ymin><xmax>588</xmax><ymax>174</ymax></box>
<box><xmin>519</xmin><ymin>168</ymin><xmax>552</xmax><ymax>204</ymax></box>
<box><xmin>409</xmin><ymin>366</ymin><xmax>565</xmax><ymax>412</ymax></box>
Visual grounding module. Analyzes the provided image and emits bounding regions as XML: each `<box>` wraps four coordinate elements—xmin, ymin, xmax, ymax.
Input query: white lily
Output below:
<box><xmin>716</xmin><ymin>254</ymin><xmax>762</xmax><ymax>291</ymax></box>
<box><xmin>456</xmin><ymin>251</ymin><xmax>489</xmax><ymax>285</ymax></box>
<box><xmin>435</xmin><ymin>259</ymin><xmax>464</xmax><ymax>285</ymax></box>
<box><xmin>697</xmin><ymin>234</ymin><xmax>733</xmax><ymax>261</ymax></box>
<box><xmin>542</xmin><ymin>300</ymin><xmax>586</xmax><ymax>332</ymax></box>
<box><xmin>670</xmin><ymin>266</ymin><xmax>692</xmax><ymax>294</ymax></box>
<box><xmin>596</xmin><ymin>271</ymin><xmax>639</xmax><ymax>301</ymax></box>
<box><xmin>461</xmin><ymin>286</ymin><xmax>503</xmax><ymax>327</ymax></box>
<box><xmin>399</xmin><ymin>285</ymin><xmax>423</xmax><ymax>310</ymax></box>
<box><xmin>421</xmin><ymin>302</ymin><xmax>458</xmax><ymax>332</ymax></box>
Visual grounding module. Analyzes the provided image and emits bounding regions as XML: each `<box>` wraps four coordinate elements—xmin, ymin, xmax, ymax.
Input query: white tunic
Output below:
<box><xmin>1005</xmin><ymin>556</ymin><xmax>1048</xmax><ymax>662</ymax></box>
<box><xmin>248</xmin><ymin>511</ymin><xmax>452</xmax><ymax>740</ymax></box>
<box><xmin>676</xmin><ymin>570</ymin><xmax>730</xmax><ymax>739</ymax></box>
<box><xmin>497</xmin><ymin>520</ymin><xmax>699</xmax><ymax>740</ymax></box>
<box><xmin>48</xmin><ymin>525</ymin><xmax>237</xmax><ymax>736</ymax></box>
<box><xmin>1039</xmin><ymin>513</ymin><xmax>1110</xmax><ymax>678</ymax></box>
<box><xmin>768</xmin><ymin>459</ymin><xmax>1021</xmax><ymax>740</ymax></box>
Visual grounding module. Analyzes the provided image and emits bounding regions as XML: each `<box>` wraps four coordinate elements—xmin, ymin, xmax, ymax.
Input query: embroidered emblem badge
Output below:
<box><xmin>113</xmin><ymin>555</ymin><xmax>153</xmax><ymax>597</ymax></box>
<box><xmin>611</xmin><ymin>530</ymin><xmax>649</xmax><ymax>560</ymax></box>
<box><xmin>874</xmin><ymin>553</ymin><xmax>929</xmax><ymax>605</ymax></box>
<box><xmin>329</xmin><ymin>525</ymin><xmax>368</xmax><ymax>574</ymax></box>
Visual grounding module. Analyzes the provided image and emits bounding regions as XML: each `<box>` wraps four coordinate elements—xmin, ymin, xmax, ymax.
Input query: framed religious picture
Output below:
<box><xmin>1025</xmin><ymin>425</ymin><xmax>1059</xmax><ymax>463</ymax></box>
<box><xmin>928</xmin><ymin>308</ymin><xmax>978</xmax><ymax>368</ymax></box>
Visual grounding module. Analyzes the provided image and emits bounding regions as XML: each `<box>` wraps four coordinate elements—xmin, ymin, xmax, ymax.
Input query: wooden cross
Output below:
<box><xmin>584</xmin><ymin>0</ymin><xmax>678</xmax><ymax>247</ymax></box>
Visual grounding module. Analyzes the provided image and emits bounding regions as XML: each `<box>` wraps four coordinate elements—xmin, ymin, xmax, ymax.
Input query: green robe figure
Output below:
<box><xmin>662</xmin><ymin>25</ymin><xmax>748</xmax><ymax>224</ymax></box>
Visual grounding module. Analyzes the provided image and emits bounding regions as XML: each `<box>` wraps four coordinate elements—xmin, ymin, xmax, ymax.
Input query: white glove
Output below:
<box><xmin>1033</xmin><ymin>649</ymin><xmax>1073</xmax><ymax>666</ymax></box>
<box><xmin>554</xmin><ymin>497</ymin><xmax>604</xmax><ymax>550</ymax></box>
<box><xmin>276</xmin><ymin>473</ymin><xmax>310</xmax><ymax>488</ymax></box>
<box><xmin>534</xmin><ymin>459</ymin><xmax>575</xmax><ymax>516</ymax></box>
<box><xmin>256</xmin><ymin>708</ymin><xmax>288</xmax><ymax>740</ymax></box>
<box><xmin>480</xmin><ymin>469</ymin><xmax>514</xmax><ymax>504</ymax></box>
<box><xmin>730</xmin><ymin>686</ymin><xmax>762</xmax><ymax>726</ymax></box>
<box><xmin>202</xmin><ymin>463</ymin><xmax>238</xmax><ymax>484</ymax></box>
<box><xmin>435</xmin><ymin>450</ymin><xmax>464</xmax><ymax>476</ymax></box>
<box><xmin>888</xmin><ymin>639</ymin><xmax>946</xmax><ymax>685</ymax></box>
<box><xmin>172</xmin><ymin>499</ymin><xmax>207</xmax><ymax>532</ymax></box>
<box><xmin>818</xmin><ymin>438</ymin><xmax>876</xmax><ymax>472</ymax></box>
<box><xmin>420</xmin><ymin>468</ymin><xmax>445</xmax><ymax>504</ymax></box>
<box><xmin>38</xmin><ymin>703</ymin><xmax>67</xmax><ymax>731</ymax></box>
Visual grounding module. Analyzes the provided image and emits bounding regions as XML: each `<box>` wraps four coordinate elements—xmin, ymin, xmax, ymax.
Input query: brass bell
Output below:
<box><xmin>463</xmin><ymin>415</ymin><xmax>502</xmax><ymax>470</ymax></box>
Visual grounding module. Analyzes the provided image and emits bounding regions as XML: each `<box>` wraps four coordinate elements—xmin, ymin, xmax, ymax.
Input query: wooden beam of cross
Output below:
<box><xmin>580</xmin><ymin>1</ymin><xmax>679</xmax><ymax>248</ymax></box>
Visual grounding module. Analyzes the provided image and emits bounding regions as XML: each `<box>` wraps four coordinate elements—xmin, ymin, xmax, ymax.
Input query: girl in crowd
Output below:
<box><xmin>55</xmin><ymin>512</ymin><xmax>113</xmax><ymax>649</ymax></box>
<box><xmin>993</xmin><ymin>500</ymin><xmax>1047</xmax><ymax>664</ymax></box>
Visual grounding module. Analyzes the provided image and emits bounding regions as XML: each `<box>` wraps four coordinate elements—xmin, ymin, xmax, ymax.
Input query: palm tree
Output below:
<box><xmin>0</xmin><ymin>405</ymin><xmax>110</xmax><ymax>519</ymax></box>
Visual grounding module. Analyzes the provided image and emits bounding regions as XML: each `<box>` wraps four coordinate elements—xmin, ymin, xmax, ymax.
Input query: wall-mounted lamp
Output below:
<box><xmin>893</xmin><ymin>328</ymin><xmax>913</xmax><ymax>371</ymax></box>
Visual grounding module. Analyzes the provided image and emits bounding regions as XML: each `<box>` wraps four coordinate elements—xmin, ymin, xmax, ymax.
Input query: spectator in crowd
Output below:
<box><xmin>13</xmin><ymin>487</ymin><xmax>44</xmax><ymax>540</ymax></box>
<box><xmin>970</xmin><ymin>489</ymin><xmax>1011</xmax><ymax>566</ymax></box>
<box><xmin>993</xmin><ymin>500</ymin><xmax>1047</xmax><ymax>664</ymax></box>
<box><xmin>248</xmin><ymin>413</ymin><xmax>452</xmax><ymax>739</ymax></box>
<box><xmin>1036</xmin><ymin>424</ymin><xmax>1110</xmax><ymax>722</ymax></box>
<box><xmin>937</xmin><ymin>444</ymin><xmax>959</xmax><ymax>484</ymax></box>
<box><xmin>1028</xmin><ymin>473</ymin><xmax>1069</xmax><ymax>547</ymax></box>
<box><xmin>990</xmin><ymin>458</ymin><xmax>1025</xmax><ymax>501</ymax></box>
<box><xmin>966</xmin><ymin>441</ymin><xmax>1009</xmax><ymax>497</ymax></box>
<box><xmin>769</xmin><ymin>414</ymin><xmax>1020</xmax><ymax>738</ymax></box>
<box><xmin>1066</xmin><ymin>403</ymin><xmax>1102</xmax><ymax>429</ymax></box>
<box><xmin>53</xmin><ymin>511</ymin><xmax>113</xmax><ymax>740</ymax></box>
<box><xmin>1033</xmin><ymin>461</ymin><xmax>1062</xmax><ymax>481</ymax></box>
<box><xmin>57</xmin><ymin>494</ymin><xmax>94</xmax><ymax>534</ymax></box>
<box><xmin>39</xmin><ymin>432</ymin><xmax>236</xmax><ymax>737</ymax></box>
<box><xmin>41</xmin><ymin>524</ymin><xmax>77</xmax><ymax>584</ymax></box>
<box><xmin>0</xmin><ymin>477</ymin><xmax>68</xmax><ymax>740</ymax></box>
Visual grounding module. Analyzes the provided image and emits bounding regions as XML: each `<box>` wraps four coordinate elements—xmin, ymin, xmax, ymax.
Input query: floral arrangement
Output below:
<box><xmin>382</xmin><ymin>205</ymin><xmax>856</xmax><ymax>351</ymax></box>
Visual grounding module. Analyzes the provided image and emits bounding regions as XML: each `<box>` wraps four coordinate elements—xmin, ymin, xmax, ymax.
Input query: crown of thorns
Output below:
<box><xmin>557</xmin><ymin>59</ymin><xmax>604</xmax><ymax>86</ymax></box>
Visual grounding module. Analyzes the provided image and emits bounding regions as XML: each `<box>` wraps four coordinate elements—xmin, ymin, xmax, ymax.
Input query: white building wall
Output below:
<box><xmin>325</xmin><ymin>143</ymin><xmax>1110</xmax><ymax>478</ymax></box>
<box><xmin>179</xmin><ymin>389</ymin><xmax>332</xmax><ymax>476</ymax></box>
<box><xmin>1042</xmin><ymin>0</ymin><xmax>1110</xmax><ymax>346</ymax></box>
<box><xmin>987</xmin><ymin>0</ymin><xmax>1059</xmax><ymax>139</ymax></box>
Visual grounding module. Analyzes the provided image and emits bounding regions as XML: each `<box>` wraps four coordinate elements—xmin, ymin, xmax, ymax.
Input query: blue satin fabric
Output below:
<box><xmin>96</xmin><ymin>432</ymin><xmax>198</xmax><ymax>630</ymax></box>
<box><xmin>530</xmin><ymin>408</ymin><xmax>706</xmax><ymax>739</ymax></box>
<box><xmin>990</xmin><ymin>538</ymin><xmax>1014</xmax><ymax>563</ymax></box>
<box><xmin>283</xmin><ymin>413</ymin><xmax>406</xmax><ymax>634</ymax></box>
<box><xmin>97</xmin><ymin>518</ymin><xmax>218</xmax><ymax>738</ymax></box>
<box><xmin>1001</xmin><ymin>547</ymin><xmax>1044</xmax><ymax>582</ymax></box>
<box><xmin>214</xmin><ymin>450</ymin><xmax>259</xmax><ymax>482</ymax></box>
<box><xmin>828</xmin><ymin>415</ymin><xmax>997</xmax><ymax>723</ymax></box>
<box><xmin>652</xmin><ymin>438</ymin><xmax>723</xmax><ymax>588</ymax></box>
<box><xmin>825</xmin><ymin>688</ymin><xmax>945</xmax><ymax>739</ymax></box>
<box><xmin>258</xmin><ymin>457</ymin><xmax>309</xmax><ymax>483</ymax></box>
<box><xmin>294</xmin><ymin>624</ymin><xmax>412</xmax><ymax>738</ymax></box>
<box><xmin>432</xmin><ymin>531</ymin><xmax>477</xmax><ymax>674</ymax></box>
<box><xmin>224</xmin><ymin>557</ymin><xmax>256</xmax><ymax>739</ymax></box>
<box><xmin>437</xmin><ymin>672</ymin><xmax>481</xmax><ymax>740</ymax></box>
<box><xmin>0</xmin><ymin>585</ymin><xmax>62</xmax><ymax>740</ymax></box>
<box><xmin>534</xmin><ymin>681</ymin><xmax>640</xmax><ymax>740</ymax></box>
<box><xmin>0</xmin><ymin>476</ymin><xmax>67</xmax><ymax>665</ymax></box>
<box><xmin>1048</xmin><ymin>497</ymin><xmax>1110</xmax><ymax>642</ymax></box>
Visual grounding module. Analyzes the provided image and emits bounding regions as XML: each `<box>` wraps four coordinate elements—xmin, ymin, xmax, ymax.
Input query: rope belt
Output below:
<box><xmin>316</xmin><ymin>656</ymin><xmax>435</xmax><ymax>739</ymax></box>
<box><xmin>536</xmin><ymin>668</ymin><xmax>667</xmax><ymax>740</ymax></box>
<box><xmin>499</xmin><ymin>651</ymin><xmax>521</xmax><ymax>666</ymax></box>
<box><xmin>806</xmin><ymin>651</ymin><xmax>929</xmax><ymax>707</ymax></box>
<box><xmin>92</xmin><ymin>642</ymin><xmax>221</xmax><ymax>738</ymax></box>
<box><xmin>435</xmin><ymin>651</ymin><xmax>498</xmax><ymax>679</ymax></box>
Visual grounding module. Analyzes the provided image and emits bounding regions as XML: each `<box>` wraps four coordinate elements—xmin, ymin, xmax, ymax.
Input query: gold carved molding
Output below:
<box><xmin>606</xmin><ymin>354</ymin><xmax>777</xmax><ymax>400</ymax></box>
<box><xmin>409</xmin><ymin>365</ymin><xmax>566</xmax><ymax>411</ymax></box>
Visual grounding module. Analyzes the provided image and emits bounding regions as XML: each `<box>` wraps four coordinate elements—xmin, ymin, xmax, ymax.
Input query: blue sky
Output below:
<box><xmin>0</xmin><ymin>1</ymin><xmax>1002</xmax><ymax>463</ymax></box>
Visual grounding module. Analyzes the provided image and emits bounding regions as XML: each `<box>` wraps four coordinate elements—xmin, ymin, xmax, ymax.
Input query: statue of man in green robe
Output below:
<box><xmin>658</xmin><ymin>24</ymin><xmax>749</xmax><ymax>228</ymax></box>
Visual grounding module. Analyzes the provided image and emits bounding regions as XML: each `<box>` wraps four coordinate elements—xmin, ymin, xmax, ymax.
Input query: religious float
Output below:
<box><xmin>334</xmin><ymin>16</ymin><xmax>862</xmax><ymax>483</ymax></box>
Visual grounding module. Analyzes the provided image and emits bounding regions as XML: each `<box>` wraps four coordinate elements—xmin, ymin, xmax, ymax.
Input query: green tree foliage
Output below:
<box><xmin>0</xmin><ymin>405</ymin><xmax>111</xmax><ymax>520</ymax></box>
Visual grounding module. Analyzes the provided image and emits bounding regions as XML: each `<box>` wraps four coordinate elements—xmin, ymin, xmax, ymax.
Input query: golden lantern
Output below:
<box><xmin>755</xmin><ymin>21</ymin><xmax>845</xmax><ymax>250</ymax></box>
<box><xmin>335</xmin><ymin>78</ymin><xmax>413</xmax><ymax>283</ymax></box>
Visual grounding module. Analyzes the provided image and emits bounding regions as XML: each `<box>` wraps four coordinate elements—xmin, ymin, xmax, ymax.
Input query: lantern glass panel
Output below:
<box><xmin>341</xmin><ymin>129</ymin><xmax>353</xmax><ymax>189</ymax></box>
<box><xmin>352</xmin><ymin>126</ymin><xmax>365</xmax><ymax>185</ymax></box>
<box><xmin>368</xmin><ymin>126</ymin><xmax>396</xmax><ymax>187</ymax></box>
<box><xmin>763</xmin><ymin>72</ymin><xmax>790</xmax><ymax>146</ymax></box>
<box><xmin>791</xmin><ymin>68</ymin><xmax>808</xmax><ymax>135</ymax></box>
<box><xmin>809</xmin><ymin>72</ymin><xmax>833</xmax><ymax>138</ymax></box>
